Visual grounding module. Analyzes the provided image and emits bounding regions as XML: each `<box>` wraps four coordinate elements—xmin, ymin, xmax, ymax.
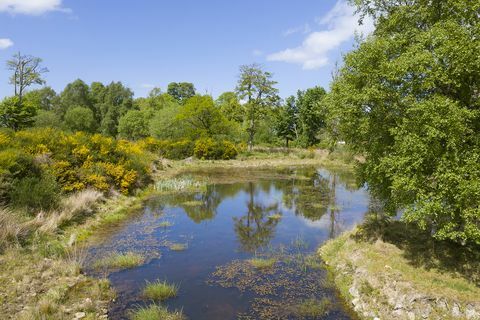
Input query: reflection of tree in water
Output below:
<box><xmin>234</xmin><ymin>182</ymin><xmax>280</xmax><ymax>253</ymax></box>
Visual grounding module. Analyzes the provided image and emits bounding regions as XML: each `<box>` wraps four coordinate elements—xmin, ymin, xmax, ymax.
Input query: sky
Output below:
<box><xmin>0</xmin><ymin>0</ymin><xmax>373</xmax><ymax>99</ymax></box>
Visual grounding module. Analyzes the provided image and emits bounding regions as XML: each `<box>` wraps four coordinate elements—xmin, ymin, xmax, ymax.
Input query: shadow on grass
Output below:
<box><xmin>353</xmin><ymin>213</ymin><xmax>480</xmax><ymax>286</ymax></box>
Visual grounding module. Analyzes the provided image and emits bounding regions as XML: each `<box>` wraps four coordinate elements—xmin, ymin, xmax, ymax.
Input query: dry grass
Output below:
<box><xmin>93</xmin><ymin>252</ymin><xmax>145</xmax><ymax>270</ymax></box>
<box><xmin>0</xmin><ymin>208</ymin><xmax>31</xmax><ymax>251</ymax></box>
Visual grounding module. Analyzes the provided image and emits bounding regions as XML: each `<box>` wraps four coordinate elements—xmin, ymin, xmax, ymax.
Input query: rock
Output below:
<box><xmin>407</xmin><ymin>311</ymin><xmax>416</xmax><ymax>320</ymax></box>
<box><xmin>466</xmin><ymin>304</ymin><xmax>479</xmax><ymax>320</ymax></box>
<box><xmin>74</xmin><ymin>312</ymin><xmax>86</xmax><ymax>319</ymax></box>
<box><xmin>452</xmin><ymin>303</ymin><xmax>462</xmax><ymax>318</ymax></box>
<box><xmin>436</xmin><ymin>298</ymin><xmax>448</xmax><ymax>311</ymax></box>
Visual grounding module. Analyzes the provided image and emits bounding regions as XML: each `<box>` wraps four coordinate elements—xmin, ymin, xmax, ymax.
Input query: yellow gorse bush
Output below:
<box><xmin>0</xmin><ymin>128</ymin><xmax>155</xmax><ymax>195</ymax></box>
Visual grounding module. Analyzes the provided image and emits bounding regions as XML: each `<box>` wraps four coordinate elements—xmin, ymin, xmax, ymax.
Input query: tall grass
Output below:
<box><xmin>154</xmin><ymin>177</ymin><xmax>207</xmax><ymax>192</ymax></box>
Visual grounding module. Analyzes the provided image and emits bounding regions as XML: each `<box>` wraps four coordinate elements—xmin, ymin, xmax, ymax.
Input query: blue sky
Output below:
<box><xmin>0</xmin><ymin>0</ymin><xmax>372</xmax><ymax>99</ymax></box>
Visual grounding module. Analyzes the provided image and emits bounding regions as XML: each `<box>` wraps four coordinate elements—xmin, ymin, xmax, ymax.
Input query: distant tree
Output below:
<box><xmin>6</xmin><ymin>52</ymin><xmax>48</xmax><ymax>103</ymax></box>
<box><xmin>33</xmin><ymin>110</ymin><xmax>62</xmax><ymax>129</ymax></box>
<box><xmin>167</xmin><ymin>82</ymin><xmax>196</xmax><ymax>104</ymax></box>
<box><xmin>136</xmin><ymin>88</ymin><xmax>179</xmax><ymax>117</ymax></box>
<box><xmin>176</xmin><ymin>95</ymin><xmax>230</xmax><ymax>138</ymax></box>
<box><xmin>0</xmin><ymin>96</ymin><xmax>37</xmax><ymax>131</ymax></box>
<box><xmin>274</xmin><ymin>96</ymin><xmax>298</xmax><ymax>147</ymax></box>
<box><xmin>98</xmin><ymin>82</ymin><xmax>134</xmax><ymax>136</ymax></box>
<box><xmin>23</xmin><ymin>87</ymin><xmax>58</xmax><ymax>111</ymax></box>
<box><xmin>149</xmin><ymin>105</ymin><xmax>183</xmax><ymax>140</ymax></box>
<box><xmin>236</xmin><ymin>64</ymin><xmax>279</xmax><ymax>150</ymax></box>
<box><xmin>118</xmin><ymin>110</ymin><xmax>149</xmax><ymax>140</ymax></box>
<box><xmin>216</xmin><ymin>91</ymin><xmax>244</xmax><ymax>123</ymax></box>
<box><xmin>297</xmin><ymin>86</ymin><xmax>327</xmax><ymax>146</ymax></box>
<box><xmin>64</xmin><ymin>106</ymin><xmax>96</xmax><ymax>133</ymax></box>
<box><xmin>59</xmin><ymin>79</ymin><xmax>93</xmax><ymax>115</ymax></box>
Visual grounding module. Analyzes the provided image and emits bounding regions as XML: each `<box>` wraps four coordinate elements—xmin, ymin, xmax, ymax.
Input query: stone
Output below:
<box><xmin>74</xmin><ymin>312</ymin><xmax>86</xmax><ymax>319</ymax></box>
<box><xmin>452</xmin><ymin>303</ymin><xmax>462</xmax><ymax>318</ymax></box>
<box><xmin>465</xmin><ymin>305</ymin><xmax>479</xmax><ymax>320</ymax></box>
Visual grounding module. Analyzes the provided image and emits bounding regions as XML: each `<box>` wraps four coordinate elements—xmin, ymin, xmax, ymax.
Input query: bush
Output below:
<box><xmin>194</xmin><ymin>138</ymin><xmax>238</xmax><ymax>160</ymax></box>
<box><xmin>64</xmin><ymin>107</ymin><xmax>97</xmax><ymax>133</ymax></box>
<box><xmin>10</xmin><ymin>172</ymin><xmax>60</xmax><ymax>211</ymax></box>
<box><xmin>160</xmin><ymin>140</ymin><xmax>194</xmax><ymax>159</ymax></box>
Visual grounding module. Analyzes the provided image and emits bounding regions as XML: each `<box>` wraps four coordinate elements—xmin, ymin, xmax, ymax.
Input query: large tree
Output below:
<box><xmin>329</xmin><ymin>0</ymin><xmax>480</xmax><ymax>244</ymax></box>
<box><xmin>6</xmin><ymin>52</ymin><xmax>48</xmax><ymax>103</ymax></box>
<box><xmin>274</xmin><ymin>96</ymin><xmax>298</xmax><ymax>147</ymax></box>
<box><xmin>297</xmin><ymin>86</ymin><xmax>327</xmax><ymax>147</ymax></box>
<box><xmin>167</xmin><ymin>82</ymin><xmax>196</xmax><ymax>104</ymax></box>
<box><xmin>236</xmin><ymin>64</ymin><xmax>279</xmax><ymax>150</ymax></box>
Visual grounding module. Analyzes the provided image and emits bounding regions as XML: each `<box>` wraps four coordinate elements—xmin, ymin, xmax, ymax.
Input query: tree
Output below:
<box><xmin>33</xmin><ymin>110</ymin><xmax>62</xmax><ymax>129</ymax></box>
<box><xmin>118</xmin><ymin>110</ymin><xmax>149</xmax><ymax>140</ymax></box>
<box><xmin>6</xmin><ymin>52</ymin><xmax>48</xmax><ymax>103</ymax></box>
<box><xmin>23</xmin><ymin>87</ymin><xmax>58</xmax><ymax>111</ymax></box>
<box><xmin>329</xmin><ymin>0</ymin><xmax>480</xmax><ymax>244</ymax></box>
<box><xmin>297</xmin><ymin>86</ymin><xmax>327</xmax><ymax>146</ymax></box>
<box><xmin>149</xmin><ymin>105</ymin><xmax>183</xmax><ymax>140</ymax></box>
<box><xmin>59</xmin><ymin>79</ymin><xmax>93</xmax><ymax>116</ymax></box>
<box><xmin>236</xmin><ymin>64</ymin><xmax>279</xmax><ymax>150</ymax></box>
<box><xmin>98</xmin><ymin>82</ymin><xmax>134</xmax><ymax>136</ymax></box>
<box><xmin>167</xmin><ymin>82</ymin><xmax>196</xmax><ymax>104</ymax></box>
<box><xmin>64</xmin><ymin>106</ymin><xmax>96</xmax><ymax>133</ymax></box>
<box><xmin>216</xmin><ymin>91</ymin><xmax>244</xmax><ymax>123</ymax></box>
<box><xmin>0</xmin><ymin>96</ymin><xmax>37</xmax><ymax>131</ymax></box>
<box><xmin>274</xmin><ymin>96</ymin><xmax>298</xmax><ymax>147</ymax></box>
<box><xmin>176</xmin><ymin>95</ymin><xmax>230</xmax><ymax>138</ymax></box>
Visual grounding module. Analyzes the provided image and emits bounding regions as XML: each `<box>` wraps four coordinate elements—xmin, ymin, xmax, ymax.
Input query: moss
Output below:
<box><xmin>93</xmin><ymin>252</ymin><xmax>145</xmax><ymax>270</ymax></box>
<box><xmin>129</xmin><ymin>304</ymin><xmax>185</xmax><ymax>320</ymax></box>
<box><xmin>142</xmin><ymin>280</ymin><xmax>178</xmax><ymax>301</ymax></box>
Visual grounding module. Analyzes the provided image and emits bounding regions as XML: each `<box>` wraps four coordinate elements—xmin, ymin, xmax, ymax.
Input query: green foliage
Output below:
<box><xmin>167</xmin><ymin>82</ymin><xmax>196</xmax><ymax>104</ymax></box>
<box><xmin>142</xmin><ymin>280</ymin><xmax>178</xmax><ymax>301</ymax></box>
<box><xmin>193</xmin><ymin>138</ymin><xmax>238</xmax><ymax>160</ymax></box>
<box><xmin>10</xmin><ymin>171</ymin><xmax>60</xmax><ymax>211</ymax></box>
<box><xmin>118</xmin><ymin>110</ymin><xmax>149</xmax><ymax>140</ymax></box>
<box><xmin>297</xmin><ymin>86</ymin><xmax>327</xmax><ymax>147</ymax></box>
<box><xmin>0</xmin><ymin>96</ymin><xmax>37</xmax><ymax>131</ymax></box>
<box><xmin>23</xmin><ymin>87</ymin><xmax>58</xmax><ymax>111</ymax></box>
<box><xmin>64</xmin><ymin>106</ymin><xmax>97</xmax><ymax>133</ymax></box>
<box><xmin>236</xmin><ymin>64</ymin><xmax>280</xmax><ymax>149</ymax></box>
<box><xmin>216</xmin><ymin>91</ymin><xmax>244</xmax><ymax>122</ymax></box>
<box><xmin>329</xmin><ymin>0</ymin><xmax>480</xmax><ymax>244</ymax></box>
<box><xmin>160</xmin><ymin>140</ymin><xmax>195</xmax><ymax>159</ymax></box>
<box><xmin>33</xmin><ymin>110</ymin><xmax>62</xmax><ymax>129</ymax></box>
<box><xmin>274</xmin><ymin>96</ymin><xmax>298</xmax><ymax>147</ymax></box>
<box><xmin>149</xmin><ymin>105</ymin><xmax>183</xmax><ymax>140</ymax></box>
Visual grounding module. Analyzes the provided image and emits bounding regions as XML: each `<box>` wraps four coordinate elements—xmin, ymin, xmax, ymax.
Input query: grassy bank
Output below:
<box><xmin>320</xmin><ymin>226</ymin><xmax>480</xmax><ymax>320</ymax></box>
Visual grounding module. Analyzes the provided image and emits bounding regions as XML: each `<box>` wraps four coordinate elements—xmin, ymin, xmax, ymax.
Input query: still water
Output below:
<box><xmin>86</xmin><ymin>166</ymin><xmax>371</xmax><ymax>319</ymax></box>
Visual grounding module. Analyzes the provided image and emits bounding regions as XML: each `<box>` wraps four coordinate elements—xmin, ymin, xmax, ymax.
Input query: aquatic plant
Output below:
<box><xmin>93</xmin><ymin>252</ymin><xmax>144</xmax><ymax>270</ymax></box>
<box><xmin>129</xmin><ymin>304</ymin><xmax>185</xmax><ymax>320</ymax></box>
<box><xmin>158</xmin><ymin>221</ymin><xmax>173</xmax><ymax>228</ymax></box>
<box><xmin>154</xmin><ymin>177</ymin><xmax>207</xmax><ymax>192</ymax></box>
<box><xmin>267</xmin><ymin>213</ymin><xmax>282</xmax><ymax>220</ymax></box>
<box><xmin>248</xmin><ymin>257</ymin><xmax>277</xmax><ymax>269</ymax></box>
<box><xmin>169</xmin><ymin>243</ymin><xmax>187</xmax><ymax>251</ymax></box>
<box><xmin>295</xmin><ymin>297</ymin><xmax>332</xmax><ymax>317</ymax></box>
<box><xmin>142</xmin><ymin>280</ymin><xmax>179</xmax><ymax>301</ymax></box>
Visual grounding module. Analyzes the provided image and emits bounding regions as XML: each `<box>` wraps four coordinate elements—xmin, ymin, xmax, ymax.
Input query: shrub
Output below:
<box><xmin>193</xmin><ymin>138</ymin><xmax>238</xmax><ymax>160</ymax></box>
<box><xmin>64</xmin><ymin>106</ymin><xmax>97</xmax><ymax>133</ymax></box>
<box><xmin>162</xmin><ymin>140</ymin><xmax>194</xmax><ymax>159</ymax></box>
<box><xmin>10</xmin><ymin>172</ymin><xmax>60</xmax><ymax>211</ymax></box>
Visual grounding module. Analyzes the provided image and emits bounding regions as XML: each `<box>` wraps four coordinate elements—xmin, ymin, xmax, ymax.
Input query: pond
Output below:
<box><xmin>86</xmin><ymin>166</ymin><xmax>371</xmax><ymax>319</ymax></box>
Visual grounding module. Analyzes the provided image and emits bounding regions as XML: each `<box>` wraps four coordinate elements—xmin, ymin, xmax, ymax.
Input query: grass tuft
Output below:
<box><xmin>142</xmin><ymin>280</ymin><xmax>179</xmax><ymax>301</ymax></box>
<box><xmin>94</xmin><ymin>252</ymin><xmax>144</xmax><ymax>270</ymax></box>
<box><xmin>295</xmin><ymin>297</ymin><xmax>332</xmax><ymax>317</ymax></box>
<box><xmin>129</xmin><ymin>304</ymin><xmax>185</xmax><ymax>320</ymax></box>
<box><xmin>248</xmin><ymin>257</ymin><xmax>277</xmax><ymax>269</ymax></box>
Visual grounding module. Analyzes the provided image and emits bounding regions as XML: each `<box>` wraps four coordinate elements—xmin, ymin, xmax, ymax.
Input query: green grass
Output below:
<box><xmin>248</xmin><ymin>257</ymin><xmax>277</xmax><ymax>269</ymax></box>
<box><xmin>142</xmin><ymin>280</ymin><xmax>178</xmax><ymax>301</ymax></box>
<box><xmin>93</xmin><ymin>252</ymin><xmax>144</xmax><ymax>270</ymax></box>
<box><xmin>129</xmin><ymin>304</ymin><xmax>184</xmax><ymax>320</ymax></box>
<box><xmin>169</xmin><ymin>243</ymin><xmax>187</xmax><ymax>251</ymax></box>
<box><xmin>295</xmin><ymin>297</ymin><xmax>332</xmax><ymax>317</ymax></box>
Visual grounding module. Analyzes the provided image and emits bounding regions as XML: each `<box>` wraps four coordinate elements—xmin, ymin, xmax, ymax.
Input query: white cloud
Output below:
<box><xmin>0</xmin><ymin>38</ymin><xmax>13</xmax><ymax>49</ymax></box>
<box><xmin>283</xmin><ymin>23</ymin><xmax>311</xmax><ymax>37</ymax></box>
<box><xmin>267</xmin><ymin>1</ymin><xmax>374</xmax><ymax>70</ymax></box>
<box><xmin>0</xmin><ymin>0</ymin><xmax>69</xmax><ymax>15</ymax></box>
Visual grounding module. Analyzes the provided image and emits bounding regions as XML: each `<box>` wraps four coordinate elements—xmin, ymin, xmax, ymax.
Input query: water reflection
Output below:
<box><xmin>234</xmin><ymin>182</ymin><xmax>281</xmax><ymax>252</ymax></box>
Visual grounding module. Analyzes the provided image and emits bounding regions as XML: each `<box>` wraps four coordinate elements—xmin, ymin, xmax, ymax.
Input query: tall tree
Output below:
<box><xmin>167</xmin><ymin>82</ymin><xmax>196</xmax><ymax>104</ymax></box>
<box><xmin>330</xmin><ymin>0</ymin><xmax>480</xmax><ymax>244</ymax></box>
<box><xmin>216</xmin><ymin>91</ymin><xmax>244</xmax><ymax>123</ymax></box>
<box><xmin>236</xmin><ymin>64</ymin><xmax>279</xmax><ymax>150</ymax></box>
<box><xmin>6</xmin><ymin>52</ymin><xmax>48</xmax><ymax>103</ymax></box>
<box><xmin>274</xmin><ymin>96</ymin><xmax>298</xmax><ymax>147</ymax></box>
<box><xmin>297</xmin><ymin>86</ymin><xmax>327</xmax><ymax>146</ymax></box>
